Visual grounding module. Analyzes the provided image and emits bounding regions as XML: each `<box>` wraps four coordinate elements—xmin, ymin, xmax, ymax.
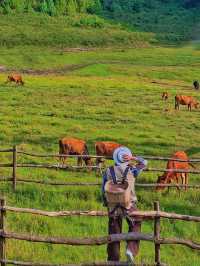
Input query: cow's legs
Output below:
<box><xmin>175</xmin><ymin>101</ymin><xmax>179</xmax><ymax>110</ymax></box>
<box><xmin>175</xmin><ymin>174</ymin><xmax>181</xmax><ymax>190</ymax></box>
<box><xmin>184</xmin><ymin>173</ymin><xmax>188</xmax><ymax>190</ymax></box>
<box><xmin>77</xmin><ymin>157</ymin><xmax>83</xmax><ymax>167</ymax></box>
<box><xmin>96</xmin><ymin>158</ymin><xmax>102</xmax><ymax>175</ymax></box>
<box><xmin>59</xmin><ymin>155</ymin><xmax>66</xmax><ymax>167</ymax></box>
<box><xmin>188</xmin><ymin>104</ymin><xmax>192</xmax><ymax>111</ymax></box>
<box><xmin>179</xmin><ymin>173</ymin><xmax>188</xmax><ymax>190</ymax></box>
<box><xmin>62</xmin><ymin>156</ymin><xmax>67</xmax><ymax>167</ymax></box>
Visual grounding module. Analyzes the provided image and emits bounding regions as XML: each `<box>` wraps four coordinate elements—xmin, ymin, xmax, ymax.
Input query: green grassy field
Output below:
<box><xmin>0</xmin><ymin>43</ymin><xmax>199</xmax><ymax>265</ymax></box>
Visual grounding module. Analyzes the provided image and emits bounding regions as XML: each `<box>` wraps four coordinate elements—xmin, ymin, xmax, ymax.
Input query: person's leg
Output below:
<box><xmin>126</xmin><ymin>206</ymin><xmax>142</xmax><ymax>256</ymax></box>
<box><xmin>107</xmin><ymin>215</ymin><xmax>122</xmax><ymax>261</ymax></box>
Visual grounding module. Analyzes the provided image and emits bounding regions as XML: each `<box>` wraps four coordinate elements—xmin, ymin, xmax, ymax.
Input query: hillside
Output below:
<box><xmin>0</xmin><ymin>13</ymin><xmax>154</xmax><ymax>48</ymax></box>
<box><xmin>0</xmin><ymin>0</ymin><xmax>200</xmax><ymax>44</ymax></box>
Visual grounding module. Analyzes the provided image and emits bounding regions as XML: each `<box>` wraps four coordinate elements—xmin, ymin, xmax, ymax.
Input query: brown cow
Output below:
<box><xmin>59</xmin><ymin>138</ymin><xmax>92</xmax><ymax>167</ymax></box>
<box><xmin>156</xmin><ymin>151</ymin><xmax>191</xmax><ymax>191</ymax></box>
<box><xmin>6</xmin><ymin>74</ymin><xmax>24</xmax><ymax>85</ymax></box>
<box><xmin>175</xmin><ymin>95</ymin><xmax>199</xmax><ymax>111</ymax></box>
<box><xmin>162</xmin><ymin>92</ymin><xmax>169</xmax><ymax>101</ymax></box>
<box><xmin>95</xmin><ymin>141</ymin><xmax>122</xmax><ymax>168</ymax></box>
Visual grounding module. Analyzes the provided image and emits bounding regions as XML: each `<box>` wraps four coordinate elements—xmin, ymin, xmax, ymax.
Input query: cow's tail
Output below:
<box><xmin>175</xmin><ymin>95</ymin><xmax>178</xmax><ymax>109</ymax></box>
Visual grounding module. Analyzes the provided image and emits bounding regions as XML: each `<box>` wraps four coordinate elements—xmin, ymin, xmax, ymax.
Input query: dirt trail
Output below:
<box><xmin>0</xmin><ymin>63</ymin><xmax>95</xmax><ymax>76</ymax></box>
<box><xmin>0</xmin><ymin>62</ymin><xmax>195</xmax><ymax>91</ymax></box>
<box><xmin>151</xmin><ymin>80</ymin><xmax>191</xmax><ymax>89</ymax></box>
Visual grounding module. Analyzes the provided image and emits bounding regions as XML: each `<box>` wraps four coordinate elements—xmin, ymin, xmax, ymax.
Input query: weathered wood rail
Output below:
<box><xmin>0</xmin><ymin>200</ymin><xmax>199</xmax><ymax>266</ymax></box>
<box><xmin>0</xmin><ymin>261</ymin><xmax>167</xmax><ymax>266</ymax></box>
<box><xmin>1</xmin><ymin>146</ymin><xmax>200</xmax><ymax>191</ymax></box>
<box><xmin>16</xmin><ymin>150</ymin><xmax>200</xmax><ymax>162</ymax></box>
<box><xmin>1</xmin><ymin>177</ymin><xmax>200</xmax><ymax>189</ymax></box>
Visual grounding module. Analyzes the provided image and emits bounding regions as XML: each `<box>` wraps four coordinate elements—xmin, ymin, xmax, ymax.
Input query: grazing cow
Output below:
<box><xmin>6</xmin><ymin>74</ymin><xmax>24</xmax><ymax>85</ymax></box>
<box><xmin>175</xmin><ymin>95</ymin><xmax>199</xmax><ymax>111</ymax></box>
<box><xmin>162</xmin><ymin>92</ymin><xmax>169</xmax><ymax>101</ymax></box>
<box><xmin>156</xmin><ymin>151</ymin><xmax>191</xmax><ymax>191</ymax></box>
<box><xmin>193</xmin><ymin>80</ymin><xmax>199</xmax><ymax>90</ymax></box>
<box><xmin>95</xmin><ymin>141</ymin><xmax>122</xmax><ymax>168</ymax></box>
<box><xmin>59</xmin><ymin>138</ymin><xmax>92</xmax><ymax>167</ymax></box>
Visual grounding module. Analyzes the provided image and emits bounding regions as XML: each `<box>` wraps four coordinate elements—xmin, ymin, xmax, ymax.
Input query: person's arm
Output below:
<box><xmin>123</xmin><ymin>154</ymin><xmax>147</xmax><ymax>177</ymax></box>
<box><xmin>132</xmin><ymin>156</ymin><xmax>148</xmax><ymax>177</ymax></box>
<box><xmin>102</xmin><ymin>170</ymin><xmax>108</xmax><ymax>206</ymax></box>
<box><xmin>102</xmin><ymin>171</ymin><xmax>108</xmax><ymax>193</ymax></box>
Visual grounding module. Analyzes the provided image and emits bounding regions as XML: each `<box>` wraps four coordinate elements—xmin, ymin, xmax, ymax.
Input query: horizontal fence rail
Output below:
<box><xmin>2</xmin><ymin>146</ymin><xmax>200</xmax><ymax>161</ymax></box>
<box><xmin>0</xmin><ymin>149</ymin><xmax>13</xmax><ymax>153</ymax></box>
<box><xmin>3</xmin><ymin>206</ymin><xmax>200</xmax><ymax>222</ymax></box>
<box><xmin>16</xmin><ymin>164</ymin><xmax>100</xmax><ymax>169</ymax></box>
<box><xmin>16</xmin><ymin>150</ymin><xmax>200</xmax><ymax>162</ymax></box>
<box><xmin>0</xmin><ymin>260</ymin><xmax>167</xmax><ymax>266</ymax></box>
<box><xmin>1</xmin><ymin>230</ymin><xmax>199</xmax><ymax>250</ymax></box>
<box><xmin>1</xmin><ymin>177</ymin><xmax>200</xmax><ymax>189</ymax></box>
<box><xmin>0</xmin><ymin>231</ymin><xmax>154</xmax><ymax>246</ymax></box>
<box><xmin>1</xmin><ymin>205</ymin><xmax>200</xmax><ymax>228</ymax></box>
<box><xmin>3</xmin><ymin>162</ymin><xmax>200</xmax><ymax>173</ymax></box>
<box><xmin>15</xmin><ymin>164</ymin><xmax>200</xmax><ymax>174</ymax></box>
<box><xmin>4</xmin><ymin>207</ymin><xmax>108</xmax><ymax>217</ymax></box>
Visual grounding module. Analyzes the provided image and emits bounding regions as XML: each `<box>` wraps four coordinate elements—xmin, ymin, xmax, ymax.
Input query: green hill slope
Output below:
<box><xmin>0</xmin><ymin>13</ymin><xmax>154</xmax><ymax>48</ymax></box>
<box><xmin>0</xmin><ymin>0</ymin><xmax>200</xmax><ymax>44</ymax></box>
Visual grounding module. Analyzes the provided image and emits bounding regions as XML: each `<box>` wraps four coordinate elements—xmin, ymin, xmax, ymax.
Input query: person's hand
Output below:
<box><xmin>123</xmin><ymin>154</ymin><xmax>137</xmax><ymax>161</ymax></box>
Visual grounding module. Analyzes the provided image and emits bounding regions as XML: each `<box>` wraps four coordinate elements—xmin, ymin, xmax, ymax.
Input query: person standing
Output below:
<box><xmin>102</xmin><ymin>146</ymin><xmax>147</xmax><ymax>264</ymax></box>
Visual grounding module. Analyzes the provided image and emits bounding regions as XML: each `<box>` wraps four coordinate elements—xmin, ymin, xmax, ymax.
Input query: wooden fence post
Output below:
<box><xmin>12</xmin><ymin>145</ymin><xmax>17</xmax><ymax>191</ymax></box>
<box><xmin>0</xmin><ymin>199</ymin><xmax>6</xmax><ymax>266</ymax></box>
<box><xmin>154</xmin><ymin>201</ymin><xmax>161</xmax><ymax>266</ymax></box>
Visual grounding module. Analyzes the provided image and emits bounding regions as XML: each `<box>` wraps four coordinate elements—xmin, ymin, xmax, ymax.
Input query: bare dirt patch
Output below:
<box><xmin>0</xmin><ymin>63</ymin><xmax>94</xmax><ymax>76</ymax></box>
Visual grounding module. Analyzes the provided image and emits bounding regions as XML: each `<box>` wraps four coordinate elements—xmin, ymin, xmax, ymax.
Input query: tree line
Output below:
<box><xmin>0</xmin><ymin>0</ymin><xmax>102</xmax><ymax>15</ymax></box>
<box><xmin>0</xmin><ymin>0</ymin><xmax>199</xmax><ymax>16</ymax></box>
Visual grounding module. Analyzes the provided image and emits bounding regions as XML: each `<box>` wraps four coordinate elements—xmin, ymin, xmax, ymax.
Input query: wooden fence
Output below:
<box><xmin>1</xmin><ymin>146</ymin><xmax>200</xmax><ymax>191</ymax></box>
<box><xmin>0</xmin><ymin>200</ymin><xmax>199</xmax><ymax>266</ymax></box>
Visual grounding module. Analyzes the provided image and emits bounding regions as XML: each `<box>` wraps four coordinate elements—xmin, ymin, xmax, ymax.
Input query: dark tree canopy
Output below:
<box><xmin>184</xmin><ymin>0</ymin><xmax>200</xmax><ymax>8</ymax></box>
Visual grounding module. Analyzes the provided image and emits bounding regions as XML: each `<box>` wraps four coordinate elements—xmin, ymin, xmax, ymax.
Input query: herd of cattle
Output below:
<box><xmin>5</xmin><ymin>73</ymin><xmax>197</xmax><ymax>190</ymax></box>
<box><xmin>6</xmin><ymin>74</ymin><xmax>199</xmax><ymax>111</ymax></box>
<box><xmin>59</xmin><ymin>138</ymin><xmax>193</xmax><ymax>190</ymax></box>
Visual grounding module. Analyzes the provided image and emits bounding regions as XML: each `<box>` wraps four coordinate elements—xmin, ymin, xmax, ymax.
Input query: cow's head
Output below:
<box><xmin>156</xmin><ymin>174</ymin><xmax>167</xmax><ymax>191</ymax></box>
<box><xmin>194</xmin><ymin>102</ymin><xmax>199</xmax><ymax>109</ymax></box>
<box><xmin>84</xmin><ymin>156</ymin><xmax>93</xmax><ymax>168</ymax></box>
<box><xmin>162</xmin><ymin>92</ymin><xmax>168</xmax><ymax>100</ymax></box>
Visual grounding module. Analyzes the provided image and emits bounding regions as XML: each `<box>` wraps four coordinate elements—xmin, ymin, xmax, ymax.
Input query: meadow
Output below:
<box><xmin>0</xmin><ymin>43</ymin><xmax>199</xmax><ymax>265</ymax></box>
